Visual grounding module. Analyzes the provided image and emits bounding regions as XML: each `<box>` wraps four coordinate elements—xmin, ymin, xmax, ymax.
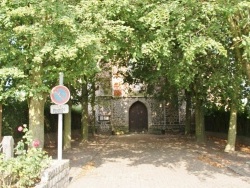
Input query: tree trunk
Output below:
<box><xmin>81</xmin><ymin>81</ymin><xmax>88</xmax><ymax>141</ymax></box>
<box><xmin>90</xmin><ymin>81</ymin><xmax>96</xmax><ymax>136</ymax></box>
<box><xmin>225</xmin><ymin>103</ymin><xmax>237</xmax><ymax>152</ymax></box>
<box><xmin>225</xmin><ymin>17</ymin><xmax>243</xmax><ymax>153</ymax></box>
<box><xmin>29</xmin><ymin>95</ymin><xmax>46</xmax><ymax>148</ymax></box>
<box><xmin>185</xmin><ymin>90</ymin><xmax>192</xmax><ymax>135</ymax></box>
<box><xmin>64</xmin><ymin>100</ymin><xmax>72</xmax><ymax>150</ymax></box>
<box><xmin>228</xmin><ymin>16</ymin><xmax>250</xmax><ymax>81</ymax></box>
<box><xmin>28</xmin><ymin>65</ymin><xmax>46</xmax><ymax>148</ymax></box>
<box><xmin>0</xmin><ymin>103</ymin><xmax>2</xmax><ymax>141</ymax></box>
<box><xmin>244</xmin><ymin>63</ymin><xmax>250</xmax><ymax>80</ymax></box>
<box><xmin>195</xmin><ymin>97</ymin><xmax>206</xmax><ymax>143</ymax></box>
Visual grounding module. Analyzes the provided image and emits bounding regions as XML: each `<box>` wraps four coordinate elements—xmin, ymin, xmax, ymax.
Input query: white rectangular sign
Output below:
<box><xmin>50</xmin><ymin>104</ymin><xmax>69</xmax><ymax>114</ymax></box>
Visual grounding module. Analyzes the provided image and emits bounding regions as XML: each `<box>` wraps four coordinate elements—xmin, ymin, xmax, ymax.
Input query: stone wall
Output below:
<box><xmin>35</xmin><ymin>160</ymin><xmax>69</xmax><ymax>188</ymax></box>
<box><xmin>112</xmin><ymin>97</ymin><xmax>155</xmax><ymax>127</ymax></box>
<box><xmin>96</xmin><ymin>96</ymin><xmax>182</xmax><ymax>133</ymax></box>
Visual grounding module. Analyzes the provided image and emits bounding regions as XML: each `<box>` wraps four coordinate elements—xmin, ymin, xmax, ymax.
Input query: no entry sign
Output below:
<box><xmin>50</xmin><ymin>85</ymin><xmax>70</xmax><ymax>105</ymax></box>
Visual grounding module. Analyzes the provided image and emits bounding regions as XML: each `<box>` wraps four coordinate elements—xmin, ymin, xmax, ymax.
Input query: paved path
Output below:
<box><xmin>66</xmin><ymin>134</ymin><xmax>250</xmax><ymax>188</ymax></box>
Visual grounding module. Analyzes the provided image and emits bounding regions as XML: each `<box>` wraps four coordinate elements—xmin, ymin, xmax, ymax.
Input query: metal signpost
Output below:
<box><xmin>50</xmin><ymin>72</ymin><xmax>70</xmax><ymax>160</ymax></box>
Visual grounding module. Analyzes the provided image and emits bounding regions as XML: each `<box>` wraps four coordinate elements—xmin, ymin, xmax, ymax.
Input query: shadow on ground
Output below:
<box><xmin>45</xmin><ymin>132</ymin><xmax>250</xmax><ymax>182</ymax></box>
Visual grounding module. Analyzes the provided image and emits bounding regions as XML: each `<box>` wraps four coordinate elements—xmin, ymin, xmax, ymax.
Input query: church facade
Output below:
<box><xmin>95</xmin><ymin>65</ymin><xmax>187</xmax><ymax>134</ymax></box>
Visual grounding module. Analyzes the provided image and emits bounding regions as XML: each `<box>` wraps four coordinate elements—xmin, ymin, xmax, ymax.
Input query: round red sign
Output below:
<box><xmin>50</xmin><ymin>85</ymin><xmax>70</xmax><ymax>105</ymax></box>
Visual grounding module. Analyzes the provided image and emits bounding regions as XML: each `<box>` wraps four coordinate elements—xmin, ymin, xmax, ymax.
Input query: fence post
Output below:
<box><xmin>2</xmin><ymin>136</ymin><xmax>14</xmax><ymax>160</ymax></box>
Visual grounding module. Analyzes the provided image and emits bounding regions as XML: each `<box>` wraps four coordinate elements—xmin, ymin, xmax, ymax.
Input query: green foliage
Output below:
<box><xmin>1</xmin><ymin>0</ymin><xmax>250</xmax><ymax>143</ymax></box>
<box><xmin>1</xmin><ymin>0</ymin><xmax>141</xmax><ymax>141</ymax></box>
<box><xmin>2</xmin><ymin>100</ymin><xmax>28</xmax><ymax>137</ymax></box>
<box><xmin>1</xmin><ymin>0</ymin><xmax>82</xmax><ymax>96</ymax></box>
<box><xmin>125</xmin><ymin>0</ymin><xmax>250</xmax><ymax>111</ymax></box>
<box><xmin>0</xmin><ymin>68</ymin><xmax>26</xmax><ymax>103</ymax></box>
<box><xmin>0</xmin><ymin>124</ymin><xmax>51</xmax><ymax>188</ymax></box>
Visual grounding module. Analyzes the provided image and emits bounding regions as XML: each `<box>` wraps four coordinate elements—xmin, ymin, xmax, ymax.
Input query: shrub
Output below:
<box><xmin>0</xmin><ymin>124</ymin><xmax>51</xmax><ymax>188</ymax></box>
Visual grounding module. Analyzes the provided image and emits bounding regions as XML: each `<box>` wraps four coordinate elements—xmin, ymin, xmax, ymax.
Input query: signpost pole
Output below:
<box><xmin>58</xmin><ymin>72</ymin><xmax>63</xmax><ymax>160</ymax></box>
<box><xmin>50</xmin><ymin>72</ymin><xmax>70</xmax><ymax>160</ymax></box>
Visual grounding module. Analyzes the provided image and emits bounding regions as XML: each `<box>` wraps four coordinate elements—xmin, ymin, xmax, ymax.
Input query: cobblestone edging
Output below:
<box><xmin>35</xmin><ymin>159</ymin><xmax>69</xmax><ymax>188</ymax></box>
<box><xmin>227</xmin><ymin>163</ymin><xmax>250</xmax><ymax>177</ymax></box>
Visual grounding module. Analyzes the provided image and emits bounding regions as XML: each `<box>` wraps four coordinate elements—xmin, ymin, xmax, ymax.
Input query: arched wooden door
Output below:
<box><xmin>129</xmin><ymin>101</ymin><xmax>148</xmax><ymax>132</ymax></box>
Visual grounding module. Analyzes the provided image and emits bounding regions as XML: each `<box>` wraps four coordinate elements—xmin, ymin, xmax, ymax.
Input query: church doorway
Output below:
<box><xmin>129</xmin><ymin>101</ymin><xmax>148</xmax><ymax>132</ymax></box>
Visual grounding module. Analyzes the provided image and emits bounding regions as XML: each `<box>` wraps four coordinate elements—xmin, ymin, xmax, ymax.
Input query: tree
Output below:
<box><xmin>216</xmin><ymin>0</ymin><xmax>250</xmax><ymax>152</ymax></box>
<box><xmin>0</xmin><ymin>4</ymin><xmax>26</xmax><ymax>140</ymax></box>
<box><xmin>0</xmin><ymin>68</ymin><xmax>25</xmax><ymax>140</ymax></box>
<box><xmin>64</xmin><ymin>99</ymin><xmax>72</xmax><ymax>149</ymax></box>
<box><xmin>129</xmin><ymin>0</ymin><xmax>230</xmax><ymax>143</ymax></box>
<box><xmin>68</xmin><ymin>0</ymin><xmax>137</xmax><ymax>140</ymax></box>
<box><xmin>1</xmin><ymin>0</ymin><xmax>136</xmax><ymax>145</ymax></box>
<box><xmin>1</xmin><ymin>0</ymin><xmax>79</xmax><ymax>147</ymax></box>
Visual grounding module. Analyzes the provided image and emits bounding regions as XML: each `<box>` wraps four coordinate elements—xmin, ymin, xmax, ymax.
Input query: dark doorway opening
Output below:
<box><xmin>129</xmin><ymin>101</ymin><xmax>148</xmax><ymax>132</ymax></box>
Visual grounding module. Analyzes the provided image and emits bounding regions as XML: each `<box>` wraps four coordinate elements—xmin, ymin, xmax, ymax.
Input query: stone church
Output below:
<box><xmin>95</xmin><ymin>65</ymin><xmax>186</xmax><ymax>134</ymax></box>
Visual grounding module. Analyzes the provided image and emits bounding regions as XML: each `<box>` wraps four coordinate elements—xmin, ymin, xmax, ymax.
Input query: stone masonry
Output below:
<box><xmin>35</xmin><ymin>159</ymin><xmax>69</xmax><ymax>188</ymax></box>
<box><xmin>96</xmin><ymin>96</ymin><xmax>186</xmax><ymax>133</ymax></box>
